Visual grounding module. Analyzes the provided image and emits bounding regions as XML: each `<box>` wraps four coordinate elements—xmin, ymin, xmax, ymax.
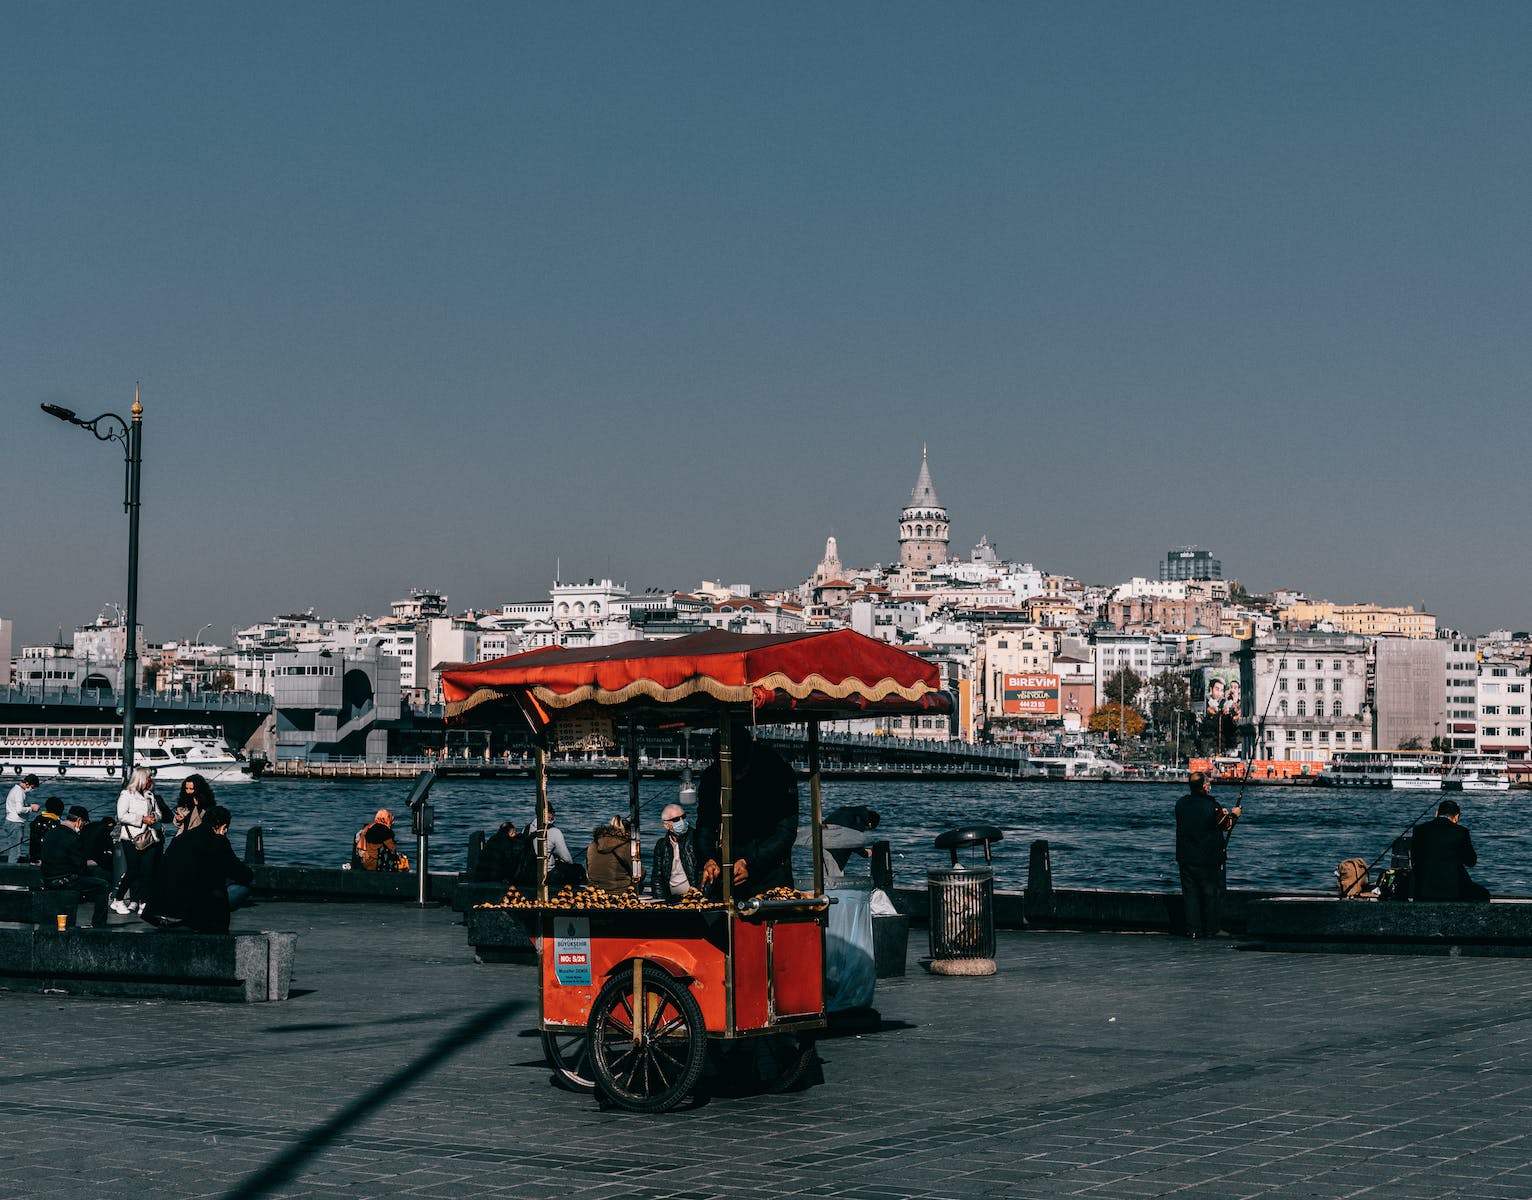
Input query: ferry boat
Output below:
<box><xmin>1443</xmin><ymin>752</ymin><xmax>1510</xmax><ymax>792</ymax></box>
<box><xmin>1324</xmin><ymin>750</ymin><xmax>1443</xmax><ymax>790</ymax></box>
<box><xmin>1026</xmin><ymin>746</ymin><xmax>1124</xmax><ymax>780</ymax></box>
<box><xmin>0</xmin><ymin>723</ymin><xmax>255</xmax><ymax>785</ymax></box>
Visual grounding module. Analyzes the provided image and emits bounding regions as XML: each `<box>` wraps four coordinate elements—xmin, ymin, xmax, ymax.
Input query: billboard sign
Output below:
<box><xmin>1003</xmin><ymin>673</ymin><xmax>1060</xmax><ymax>716</ymax></box>
<box><xmin>1197</xmin><ymin>668</ymin><xmax>1241</xmax><ymax>718</ymax></box>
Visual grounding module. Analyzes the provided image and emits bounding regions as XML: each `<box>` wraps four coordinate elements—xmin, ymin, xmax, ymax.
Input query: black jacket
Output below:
<box><xmin>650</xmin><ymin>829</ymin><xmax>700</xmax><ymax>902</ymax></box>
<box><xmin>29</xmin><ymin>812</ymin><xmax>61</xmax><ymax>864</ymax></box>
<box><xmin>1410</xmin><ymin>817</ymin><xmax>1478</xmax><ymax>901</ymax></box>
<box><xmin>696</xmin><ymin>742</ymin><xmax>799</xmax><ymax>898</ymax></box>
<box><xmin>1175</xmin><ymin>790</ymin><xmax>1233</xmax><ymax>868</ymax></box>
<box><xmin>146</xmin><ymin>823</ymin><xmax>255</xmax><ymax>933</ymax></box>
<box><xmin>40</xmin><ymin>822</ymin><xmax>89</xmax><ymax>882</ymax></box>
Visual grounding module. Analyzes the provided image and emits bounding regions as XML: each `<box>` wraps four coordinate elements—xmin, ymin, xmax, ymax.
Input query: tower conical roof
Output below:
<box><xmin>907</xmin><ymin>446</ymin><xmax>941</xmax><ymax>509</ymax></box>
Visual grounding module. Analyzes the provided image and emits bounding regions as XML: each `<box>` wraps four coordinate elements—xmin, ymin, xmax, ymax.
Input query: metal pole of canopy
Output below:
<box><xmin>719</xmin><ymin>717</ymin><xmax>734</xmax><ymax>907</ymax></box>
<box><xmin>809</xmin><ymin>718</ymin><xmax>824</xmax><ymax>897</ymax></box>
<box><xmin>535</xmin><ymin>739</ymin><xmax>550</xmax><ymax>904</ymax></box>
<box><xmin>627</xmin><ymin>717</ymin><xmax>641</xmax><ymax>890</ymax></box>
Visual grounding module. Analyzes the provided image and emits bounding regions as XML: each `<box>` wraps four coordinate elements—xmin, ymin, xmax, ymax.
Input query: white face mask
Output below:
<box><xmin>668</xmin><ymin>817</ymin><xmax>689</xmax><ymax>835</ymax></box>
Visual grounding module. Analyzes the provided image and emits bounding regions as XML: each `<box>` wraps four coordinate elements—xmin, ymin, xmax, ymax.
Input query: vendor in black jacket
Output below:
<box><xmin>144</xmin><ymin>805</ymin><xmax>255</xmax><ymax>932</ymax></box>
<box><xmin>1411</xmin><ymin>799</ymin><xmax>1489</xmax><ymax>902</ymax></box>
<box><xmin>696</xmin><ymin>724</ymin><xmax>798</xmax><ymax>900</ymax></box>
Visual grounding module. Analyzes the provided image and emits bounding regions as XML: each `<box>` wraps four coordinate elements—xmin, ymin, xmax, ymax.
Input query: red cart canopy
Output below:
<box><xmin>440</xmin><ymin>628</ymin><xmax>950</xmax><ymax>731</ymax></box>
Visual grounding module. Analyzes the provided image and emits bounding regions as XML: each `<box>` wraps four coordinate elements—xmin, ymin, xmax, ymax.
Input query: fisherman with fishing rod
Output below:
<box><xmin>1175</xmin><ymin>770</ymin><xmax>1240</xmax><ymax>938</ymax></box>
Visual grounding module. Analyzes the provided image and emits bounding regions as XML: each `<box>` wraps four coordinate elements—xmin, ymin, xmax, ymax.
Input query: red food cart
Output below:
<box><xmin>440</xmin><ymin>628</ymin><xmax>949</xmax><ymax>1112</ymax></box>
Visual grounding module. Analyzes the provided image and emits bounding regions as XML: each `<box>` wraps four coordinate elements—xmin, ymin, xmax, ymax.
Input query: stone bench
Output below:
<box><xmin>251</xmin><ymin>864</ymin><xmax>424</xmax><ymax>902</ymax></box>
<box><xmin>0</xmin><ymin>924</ymin><xmax>296</xmax><ymax>1001</ymax></box>
<box><xmin>0</xmin><ymin>863</ymin><xmax>45</xmax><ymax>887</ymax></box>
<box><xmin>465</xmin><ymin>905</ymin><xmax>535</xmax><ymax>962</ymax></box>
<box><xmin>1246</xmin><ymin>897</ymin><xmax>1532</xmax><ymax>957</ymax></box>
<box><xmin>0</xmin><ymin>884</ymin><xmax>76</xmax><ymax>926</ymax></box>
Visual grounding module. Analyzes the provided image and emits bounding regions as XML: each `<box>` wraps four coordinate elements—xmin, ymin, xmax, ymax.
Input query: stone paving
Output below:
<box><xmin>5</xmin><ymin>903</ymin><xmax>1532</xmax><ymax>1200</ymax></box>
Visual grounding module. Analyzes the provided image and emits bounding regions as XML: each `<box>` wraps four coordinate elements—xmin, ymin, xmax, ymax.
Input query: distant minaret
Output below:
<box><xmin>814</xmin><ymin>535</ymin><xmax>844</xmax><ymax>584</ymax></box>
<box><xmin>899</xmin><ymin>445</ymin><xmax>950</xmax><ymax>568</ymax></box>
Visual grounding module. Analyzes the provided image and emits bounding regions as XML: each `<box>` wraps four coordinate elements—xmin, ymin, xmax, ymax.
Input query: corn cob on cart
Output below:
<box><xmin>440</xmin><ymin>629</ymin><xmax>949</xmax><ymax>1112</ymax></box>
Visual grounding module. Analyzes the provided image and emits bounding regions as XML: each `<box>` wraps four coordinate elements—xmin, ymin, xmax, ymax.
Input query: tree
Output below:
<box><xmin>1147</xmin><ymin>670</ymin><xmax>1192</xmax><ymax>733</ymax></box>
<box><xmin>1103</xmin><ymin>668</ymin><xmax>1144</xmax><ymax>708</ymax></box>
<box><xmin>1398</xmin><ymin>736</ymin><xmax>1423</xmax><ymax>751</ymax></box>
<box><xmin>1089</xmin><ymin>702</ymin><xmax>1145</xmax><ymax>742</ymax></box>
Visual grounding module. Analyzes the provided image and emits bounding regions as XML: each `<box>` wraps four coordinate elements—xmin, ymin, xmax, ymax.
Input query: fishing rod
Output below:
<box><xmin>1224</xmin><ymin>632</ymin><xmax>1293</xmax><ymax>835</ymax></box>
<box><xmin>1338</xmin><ymin>790</ymin><xmax>1445</xmax><ymax>898</ymax></box>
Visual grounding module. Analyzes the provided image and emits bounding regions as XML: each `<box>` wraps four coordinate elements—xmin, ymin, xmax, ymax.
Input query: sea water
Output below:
<box><xmin>31</xmin><ymin>776</ymin><xmax>1532</xmax><ymax>895</ymax></box>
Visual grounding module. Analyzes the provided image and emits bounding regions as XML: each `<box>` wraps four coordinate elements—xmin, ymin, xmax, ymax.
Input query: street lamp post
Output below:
<box><xmin>42</xmin><ymin>387</ymin><xmax>144</xmax><ymax>780</ymax></box>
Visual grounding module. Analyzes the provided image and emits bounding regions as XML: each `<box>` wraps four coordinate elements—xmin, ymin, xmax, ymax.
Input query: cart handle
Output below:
<box><xmin>734</xmin><ymin>895</ymin><xmax>831</xmax><ymax>918</ymax></box>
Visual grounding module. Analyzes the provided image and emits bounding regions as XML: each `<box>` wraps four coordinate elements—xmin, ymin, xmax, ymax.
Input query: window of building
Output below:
<box><xmin>1332</xmin><ymin>701</ymin><xmax>1342</xmax><ymax>717</ymax></box>
<box><xmin>1297</xmin><ymin>700</ymin><xmax>1306</xmax><ymax>716</ymax></box>
<box><xmin>1279</xmin><ymin>678</ymin><xmax>1288</xmax><ymax>691</ymax></box>
<box><xmin>1302</xmin><ymin>730</ymin><xmax>1312</xmax><ymax>741</ymax></box>
<box><xmin>1319</xmin><ymin>730</ymin><xmax>1329</xmax><ymax>741</ymax></box>
<box><xmin>1279</xmin><ymin>700</ymin><xmax>1288</xmax><ymax>715</ymax></box>
<box><xmin>1297</xmin><ymin>679</ymin><xmax>1306</xmax><ymax>691</ymax></box>
<box><xmin>1333</xmin><ymin>679</ymin><xmax>1342</xmax><ymax>692</ymax></box>
<box><xmin>1297</xmin><ymin>659</ymin><xmax>1306</xmax><ymax>670</ymax></box>
<box><xmin>1484</xmin><ymin>706</ymin><xmax>1500</xmax><ymax>715</ymax></box>
<box><xmin>1484</xmin><ymin>727</ymin><xmax>1499</xmax><ymax>737</ymax></box>
<box><xmin>1352</xmin><ymin>731</ymin><xmax>1363</xmax><ymax>743</ymax></box>
<box><xmin>1286</xmin><ymin>730</ymin><xmax>1296</xmax><ymax>742</ymax></box>
<box><xmin>1332</xmin><ymin>661</ymin><xmax>1341</xmax><ymax>671</ymax></box>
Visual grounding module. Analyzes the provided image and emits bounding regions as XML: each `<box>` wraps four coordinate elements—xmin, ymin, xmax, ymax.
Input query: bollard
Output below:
<box><xmin>466</xmin><ymin>830</ymin><xmax>485</xmax><ymax>878</ymax></box>
<box><xmin>1024</xmin><ymin>839</ymin><xmax>1053</xmax><ymax>922</ymax></box>
<box><xmin>870</xmin><ymin>840</ymin><xmax>893</xmax><ymax>892</ymax></box>
<box><xmin>245</xmin><ymin>826</ymin><xmax>265</xmax><ymax>865</ymax></box>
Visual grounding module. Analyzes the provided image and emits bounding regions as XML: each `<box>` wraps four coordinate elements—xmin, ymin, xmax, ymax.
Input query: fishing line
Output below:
<box><xmin>1339</xmin><ymin>792</ymin><xmax>1443</xmax><ymax>897</ymax></box>
<box><xmin>1227</xmin><ymin>633</ymin><xmax>1293</xmax><ymax>831</ymax></box>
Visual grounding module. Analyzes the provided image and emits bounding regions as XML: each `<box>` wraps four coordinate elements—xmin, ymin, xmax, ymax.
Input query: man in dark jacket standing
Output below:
<box><xmin>697</xmin><ymin>724</ymin><xmax>798</xmax><ymax>900</ymax></box>
<box><xmin>41</xmin><ymin>805</ymin><xmax>112</xmax><ymax>927</ymax></box>
<box><xmin>1411</xmin><ymin>799</ymin><xmax>1489</xmax><ymax>902</ymax></box>
<box><xmin>144</xmin><ymin>805</ymin><xmax>254</xmax><ymax>932</ymax></box>
<box><xmin>1175</xmin><ymin>771</ymin><xmax>1240</xmax><ymax>938</ymax></box>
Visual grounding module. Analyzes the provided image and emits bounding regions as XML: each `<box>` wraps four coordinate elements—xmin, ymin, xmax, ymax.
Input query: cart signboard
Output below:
<box><xmin>553</xmin><ymin>917</ymin><xmax>592</xmax><ymax>986</ymax></box>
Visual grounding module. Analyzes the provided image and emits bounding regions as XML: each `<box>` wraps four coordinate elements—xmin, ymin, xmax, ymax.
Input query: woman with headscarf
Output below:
<box><xmin>354</xmin><ymin>808</ymin><xmax>406</xmax><ymax>871</ymax></box>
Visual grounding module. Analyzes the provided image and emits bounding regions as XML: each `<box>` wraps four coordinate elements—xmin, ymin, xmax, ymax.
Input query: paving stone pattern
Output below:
<box><xmin>4</xmin><ymin>906</ymin><xmax>1532</xmax><ymax>1200</ymax></box>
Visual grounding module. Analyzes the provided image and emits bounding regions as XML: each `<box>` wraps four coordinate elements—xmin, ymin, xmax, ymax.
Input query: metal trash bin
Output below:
<box><xmin>927</xmin><ymin>825</ymin><xmax>1003</xmax><ymax>976</ymax></box>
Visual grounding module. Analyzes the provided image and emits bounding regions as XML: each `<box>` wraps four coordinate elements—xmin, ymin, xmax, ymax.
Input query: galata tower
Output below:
<box><xmin>898</xmin><ymin>446</ymin><xmax>950</xmax><ymax>568</ymax></box>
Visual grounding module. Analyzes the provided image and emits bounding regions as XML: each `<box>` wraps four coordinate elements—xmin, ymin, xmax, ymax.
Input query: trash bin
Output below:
<box><xmin>927</xmin><ymin>825</ymin><xmax>1003</xmax><ymax>976</ymax></box>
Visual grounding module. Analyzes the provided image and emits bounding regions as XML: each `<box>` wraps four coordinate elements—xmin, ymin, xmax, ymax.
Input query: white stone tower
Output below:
<box><xmin>899</xmin><ymin>446</ymin><xmax>950</xmax><ymax>568</ymax></box>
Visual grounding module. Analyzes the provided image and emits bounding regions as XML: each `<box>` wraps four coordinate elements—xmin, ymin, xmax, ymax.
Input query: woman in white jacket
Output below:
<box><xmin>112</xmin><ymin>767</ymin><xmax>162</xmax><ymax>914</ymax></box>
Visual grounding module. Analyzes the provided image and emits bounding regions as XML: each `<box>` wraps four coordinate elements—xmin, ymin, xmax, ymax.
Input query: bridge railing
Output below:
<box><xmin>0</xmin><ymin>684</ymin><xmax>271</xmax><ymax>713</ymax></box>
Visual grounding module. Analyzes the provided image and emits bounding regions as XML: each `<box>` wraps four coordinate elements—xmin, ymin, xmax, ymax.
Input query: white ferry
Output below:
<box><xmin>0</xmin><ymin>723</ymin><xmax>255</xmax><ymax>785</ymax></box>
<box><xmin>1443</xmin><ymin>752</ymin><xmax>1510</xmax><ymax>792</ymax></box>
<box><xmin>1026</xmin><ymin>746</ymin><xmax>1125</xmax><ymax>781</ymax></box>
<box><xmin>1324</xmin><ymin>750</ymin><xmax>1443</xmax><ymax>790</ymax></box>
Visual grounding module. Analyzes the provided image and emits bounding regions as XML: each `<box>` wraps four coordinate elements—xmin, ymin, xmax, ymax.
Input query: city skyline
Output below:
<box><xmin>5</xmin><ymin>5</ymin><xmax>1532</xmax><ymax>646</ymax></box>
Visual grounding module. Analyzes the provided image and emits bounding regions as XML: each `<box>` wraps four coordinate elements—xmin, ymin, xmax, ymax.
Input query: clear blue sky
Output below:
<box><xmin>4</xmin><ymin>2</ymin><xmax>1530</xmax><ymax>647</ymax></box>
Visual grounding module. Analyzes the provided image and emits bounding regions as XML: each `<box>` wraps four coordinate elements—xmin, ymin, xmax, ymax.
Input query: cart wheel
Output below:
<box><xmin>541</xmin><ymin>1028</ymin><xmax>595</xmax><ymax>1093</ymax></box>
<box><xmin>588</xmin><ymin>963</ymin><xmax>706</xmax><ymax>1113</ymax></box>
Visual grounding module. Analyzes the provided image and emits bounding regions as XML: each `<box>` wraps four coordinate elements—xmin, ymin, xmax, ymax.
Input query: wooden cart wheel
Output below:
<box><xmin>588</xmin><ymin>962</ymin><xmax>706</xmax><ymax>1113</ymax></box>
<box><xmin>541</xmin><ymin>1028</ymin><xmax>595</xmax><ymax>1093</ymax></box>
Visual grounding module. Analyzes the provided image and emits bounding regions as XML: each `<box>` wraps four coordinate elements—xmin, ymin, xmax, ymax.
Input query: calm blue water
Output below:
<box><xmin>27</xmin><ymin>777</ymin><xmax>1532</xmax><ymax>895</ymax></box>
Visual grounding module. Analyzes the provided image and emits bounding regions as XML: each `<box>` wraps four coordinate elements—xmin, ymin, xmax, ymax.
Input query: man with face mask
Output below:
<box><xmin>650</xmin><ymin>802</ymin><xmax>700</xmax><ymax>904</ymax></box>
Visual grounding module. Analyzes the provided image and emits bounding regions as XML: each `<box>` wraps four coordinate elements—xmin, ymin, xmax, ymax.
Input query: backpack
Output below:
<box><xmin>504</xmin><ymin>833</ymin><xmax>537</xmax><ymax>891</ymax></box>
<box><xmin>1335</xmin><ymin>857</ymin><xmax>1370</xmax><ymax>898</ymax></box>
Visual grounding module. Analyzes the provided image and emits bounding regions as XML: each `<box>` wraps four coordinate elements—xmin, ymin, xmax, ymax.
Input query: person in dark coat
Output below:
<box><xmin>143</xmin><ymin>805</ymin><xmax>255</xmax><ymax>932</ymax></box>
<box><xmin>475</xmin><ymin>821</ymin><xmax>535</xmax><ymax>890</ymax></box>
<box><xmin>586</xmin><ymin>816</ymin><xmax>642</xmax><ymax>896</ymax></box>
<box><xmin>1410</xmin><ymin>799</ymin><xmax>1489</xmax><ymax>902</ymax></box>
<box><xmin>29</xmin><ymin>796</ymin><xmax>64</xmax><ymax>864</ymax></box>
<box><xmin>41</xmin><ymin>805</ymin><xmax>112</xmax><ymax>927</ymax></box>
<box><xmin>1174</xmin><ymin>771</ymin><xmax>1240</xmax><ymax>938</ymax></box>
<box><xmin>650</xmin><ymin>803</ymin><xmax>700</xmax><ymax>903</ymax></box>
<box><xmin>696</xmin><ymin>723</ymin><xmax>799</xmax><ymax>900</ymax></box>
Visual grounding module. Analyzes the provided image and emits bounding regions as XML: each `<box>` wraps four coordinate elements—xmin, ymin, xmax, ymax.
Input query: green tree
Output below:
<box><xmin>1148</xmin><ymin>670</ymin><xmax>1192</xmax><ymax>733</ymax></box>
<box><xmin>1103</xmin><ymin>668</ymin><xmax>1144</xmax><ymax>708</ymax></box>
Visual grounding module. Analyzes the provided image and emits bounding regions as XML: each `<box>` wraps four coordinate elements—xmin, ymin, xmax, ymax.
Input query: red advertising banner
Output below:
<box><xmin>1003</xmin><ymin>673</ymin><xmax>1060</xmax><ymax>716</ymax></box>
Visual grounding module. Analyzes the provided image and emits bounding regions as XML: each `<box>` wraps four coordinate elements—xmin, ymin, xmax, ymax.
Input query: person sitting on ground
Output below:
<box><xmin>587</xmin><ymin>815</ymin><xmax>642</xmax><ymax>896</ymax></box>
<box><xmin>40</xmin><ymin>805</ymin><xmax>111</xmax><ymax>928</ymax></box>
<box><xmin>475</xmin><ymin>820</ymin><xmax>536</xmax><ymax>891</ymax></box>
<box><xmin>143</xmin><ymin>805</ymin><xmax>255</xmax><ymax>932</ymax></box>
<box><xmin>28</xmin><ymin>796</ymin><xmax>65</xmax><ymax>865</ymax></box>
<box><xmin>1410</xmin><ymin>798</ymin><xmax>1489</xmax><ymax>902</ymax></box>
<box><xmin>650</xmin><ymin>803</ymin><xmax>699</xmax><ymax>903</ymax></box>
<box><xmin>354</xmin><ymin>808</ymin><xmax>406</xmax><ymax>871</ymax></box>
<box><xmin>174</xmin><ymin>774</ymin><xmax>215</xmax><ymax>836</ymax></box>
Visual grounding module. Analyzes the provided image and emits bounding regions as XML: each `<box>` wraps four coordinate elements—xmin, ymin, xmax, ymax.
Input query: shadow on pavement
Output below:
<box><xmin>222</xmin><ymin>997</ymin><xmax>524</xmax><ymax>1200</ymax></box>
